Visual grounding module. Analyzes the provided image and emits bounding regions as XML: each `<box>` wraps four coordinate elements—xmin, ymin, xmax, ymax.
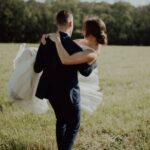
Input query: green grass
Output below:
<box><xmin>0</xmin><ymin>44</ymin><xmax>150</xmax><ymax>150</ymax></box>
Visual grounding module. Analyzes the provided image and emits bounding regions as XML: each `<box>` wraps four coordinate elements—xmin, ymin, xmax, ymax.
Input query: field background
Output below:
<box><xmin>0</xmin><ymin>44</ymin><xmax>150</xmax><ymax>150</ymax></box>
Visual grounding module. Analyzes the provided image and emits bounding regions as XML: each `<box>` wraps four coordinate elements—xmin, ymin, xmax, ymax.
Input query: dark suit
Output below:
<box><xmin>34</xmin><ymin>32</ymin><xmax>95</xmax><ymax>150</ymax></box>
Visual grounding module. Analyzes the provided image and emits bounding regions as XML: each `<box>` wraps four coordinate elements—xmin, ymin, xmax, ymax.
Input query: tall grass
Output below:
<box><xmin>0</xmin><ymin>44</ymin><xmax>150</xmax><ymax>150</ymax></box>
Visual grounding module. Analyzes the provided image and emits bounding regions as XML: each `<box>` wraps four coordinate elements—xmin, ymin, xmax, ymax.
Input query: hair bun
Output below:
<box><xmin>83</xmin><ymin>17</ymin><xmax>107</xmax><ymax>45</ymax></box>
<box><xmin>98</xmin><ymin>31</ymin><xmax>107</xmax><ymax>45</ymax></box>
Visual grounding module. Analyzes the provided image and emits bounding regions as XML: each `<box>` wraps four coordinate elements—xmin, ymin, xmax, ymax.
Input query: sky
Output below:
<box><xmin>35</xmin><ymin>0</ymin><xmax>150</xmax><ymax>6</ymax></box>
<box><xmin>81</xmin><ymin>0</ymin><xmax>150</xmax><ymax>6</ymax></box>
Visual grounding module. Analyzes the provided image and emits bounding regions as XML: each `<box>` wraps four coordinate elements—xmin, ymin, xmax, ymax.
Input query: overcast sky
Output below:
<box><xmin>35</xmin><ymin>0</ymin><xmax>150</xmax><ymax>6</ymax></box>
<box><xmin>81</xmin><ymin>0</ymin><xmax>150</xmax><ymax>6</ymax></box>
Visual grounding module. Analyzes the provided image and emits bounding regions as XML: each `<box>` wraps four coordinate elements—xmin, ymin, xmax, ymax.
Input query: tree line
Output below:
<box><xmin>0</xmin><ymin>0</ymin><xmax>150</xmax><ymax>45</ymax></box>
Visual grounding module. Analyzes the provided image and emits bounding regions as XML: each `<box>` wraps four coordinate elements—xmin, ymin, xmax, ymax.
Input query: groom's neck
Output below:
<box><xmin>57</xmin><ymin>27</ymin><xmax>71</xmax><ymax>37</ymax></box>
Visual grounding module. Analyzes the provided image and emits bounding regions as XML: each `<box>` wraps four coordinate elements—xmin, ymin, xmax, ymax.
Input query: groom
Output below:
<box><xmin>34</xmin><ymin>10</ymin><xmax>94</xmax><ymax>150</ymax></box>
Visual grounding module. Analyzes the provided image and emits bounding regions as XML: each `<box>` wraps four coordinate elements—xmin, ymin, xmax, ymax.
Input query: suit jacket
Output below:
<box><xmin>34</xmin><ymin>32</ymin><xmax>96</xmax><ymax>104</ymax></box>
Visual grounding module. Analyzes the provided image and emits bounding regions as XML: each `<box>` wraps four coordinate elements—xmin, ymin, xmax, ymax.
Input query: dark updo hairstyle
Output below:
<box><xmin>83</xmin><ymin>17</ymin><xmax>107</xmax><ymax>45</ymax></box>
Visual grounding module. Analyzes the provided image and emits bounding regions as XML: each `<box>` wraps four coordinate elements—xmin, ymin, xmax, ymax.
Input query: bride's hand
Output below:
<box><xmin>49</xmin><ymin>33</ymin><xmax>60</xmax><ymax>42</ymax></box>
<box><xmin>41</xmin><ymin>33</ymin><xmax>51</xmax><ymax>45</ymax></box>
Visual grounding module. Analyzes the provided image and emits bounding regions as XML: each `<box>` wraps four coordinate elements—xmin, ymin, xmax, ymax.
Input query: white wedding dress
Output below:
<box><xmin>7</xmin><ymin>44</ymin><xmax>103</xmax><ymax>114</ymax></box>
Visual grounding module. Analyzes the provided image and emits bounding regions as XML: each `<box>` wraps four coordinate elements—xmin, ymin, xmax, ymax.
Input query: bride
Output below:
<box><xmin>8</xmin><ymin>17</ymin><xmax>107</xmax><ymax>114</ymax></box>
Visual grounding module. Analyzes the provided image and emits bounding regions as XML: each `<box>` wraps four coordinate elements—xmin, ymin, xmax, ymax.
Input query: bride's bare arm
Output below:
<box><xmin>51</xmin><ymin>35</ymin><xmax>97</xmax><ymax>65</ymax></box>
<box><xmin>73</xmin><ymin>39</ymin><xmax>82</xmax><ymax>44</ymax></box>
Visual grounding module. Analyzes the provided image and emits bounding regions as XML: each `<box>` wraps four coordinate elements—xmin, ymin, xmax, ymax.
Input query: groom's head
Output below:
<box><xmin>56</xmin><ymin>10</ymin><xmax>74</xmax><ymax>36</ymax></box>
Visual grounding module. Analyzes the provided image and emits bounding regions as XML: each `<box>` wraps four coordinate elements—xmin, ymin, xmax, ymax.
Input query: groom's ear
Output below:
<box><xmin>68</xmin><ymin>21</ymin><xmax>73</xmax><ymax>28</ymax></box>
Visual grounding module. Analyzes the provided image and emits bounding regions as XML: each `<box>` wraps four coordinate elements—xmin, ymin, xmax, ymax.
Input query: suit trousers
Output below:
<box><xmin>48</xmin><ymin>98</ymin><xmax>81</xmax><ymax>150</ymax></box>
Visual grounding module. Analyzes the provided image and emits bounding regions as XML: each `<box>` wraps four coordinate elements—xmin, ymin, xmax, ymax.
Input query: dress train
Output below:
<box><xmin>7</xmin><ymin>44</ymin><xmax>103</xmax><ymax>114</ymax></box>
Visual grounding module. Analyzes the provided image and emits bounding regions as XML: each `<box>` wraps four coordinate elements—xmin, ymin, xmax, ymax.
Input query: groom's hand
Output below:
<box><xmin>41</xmin><ymin>33</ymin><xmax>51</xmax><ymax>45</ymax></box>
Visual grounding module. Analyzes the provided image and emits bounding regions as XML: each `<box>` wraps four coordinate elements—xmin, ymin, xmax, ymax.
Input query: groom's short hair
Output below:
<box><xmin>56</xmin><ymin>10</ymin><xmax>73</xmax><ymax>26</ymax></box>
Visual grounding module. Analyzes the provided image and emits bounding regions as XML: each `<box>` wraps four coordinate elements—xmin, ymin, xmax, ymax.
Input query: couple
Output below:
<box><xmin>35</xmin><ymin>10</ymin><xmax>107</xmax><ymax>150</ymax></box>
<box><xmin>8</xmin><ymin>10</ymin><xmax>107</xmax><ymax>150</ymax></box>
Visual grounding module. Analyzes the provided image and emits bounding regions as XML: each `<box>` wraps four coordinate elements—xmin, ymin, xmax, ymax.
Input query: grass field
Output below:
<box><xmin>0</xmin><ymin>44</ymin><xmax>150</xmax><ymax>150</ymax></box>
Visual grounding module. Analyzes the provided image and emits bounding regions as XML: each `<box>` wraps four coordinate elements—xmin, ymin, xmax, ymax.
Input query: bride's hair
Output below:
<box><xmin>83</xmin><ymin>17</ymin><xmax>107</xmax><ymax>45</ymax></box>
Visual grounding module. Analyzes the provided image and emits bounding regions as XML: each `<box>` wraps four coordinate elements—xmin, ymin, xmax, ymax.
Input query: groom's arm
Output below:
<box><xmin>34</xmin><ymin>43</ymin><xmax>45</xmax><ymax>73</ymax></box>
<box><xmin>78</xmin><ymin>63</ymin><xmax>96</xmax><ymax>77</ymax></box>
